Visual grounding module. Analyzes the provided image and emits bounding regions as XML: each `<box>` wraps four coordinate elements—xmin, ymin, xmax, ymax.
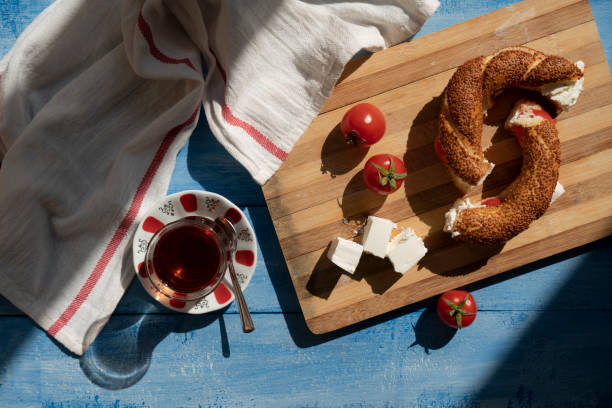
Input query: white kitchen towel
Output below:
<box><xmin>0</xmin><ymin>0</ymin><xmax>439</xmax><ymax>355</ymax></box>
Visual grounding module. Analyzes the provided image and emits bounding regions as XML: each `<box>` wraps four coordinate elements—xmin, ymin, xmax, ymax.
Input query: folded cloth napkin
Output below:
<box><xmin>0</xmin><ymin>0</ymin><xmax>439</xmax><ymax>355</ymax></box>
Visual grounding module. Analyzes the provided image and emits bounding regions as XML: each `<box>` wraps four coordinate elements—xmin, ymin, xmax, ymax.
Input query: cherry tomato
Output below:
<box><xmin>436</xmin><ymin>290</ymin><xmax>477</xmax><ymax>329</ymax></box>
<box><xmin>363</xmin><ymin>154</ymin><xmax>407</xmax><ymax>195</ymax></box>
<box><xmin>341</xmin><ymin>103</ymin><xmax>386</xmax><ymax>147</ymax></box>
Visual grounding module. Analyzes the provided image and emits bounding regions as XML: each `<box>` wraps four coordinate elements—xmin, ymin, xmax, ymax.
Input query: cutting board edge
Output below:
<box><xmin>303</xmin><ymin>217</ymin><xmax>612</xmax><ymax>335</ymax></box>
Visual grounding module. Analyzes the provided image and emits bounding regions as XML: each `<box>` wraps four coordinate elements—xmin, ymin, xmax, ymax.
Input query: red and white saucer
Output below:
<box><xmin>132</xmin><ymin>190</ymin><xmax>257</xmax><ymax>313</ymax></box>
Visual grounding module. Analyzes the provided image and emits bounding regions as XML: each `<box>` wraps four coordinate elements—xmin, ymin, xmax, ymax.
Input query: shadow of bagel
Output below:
<box><xmin>402</xmin><ymin>90</ymin><xmax>561</xmax><ymax>276</ymax></box>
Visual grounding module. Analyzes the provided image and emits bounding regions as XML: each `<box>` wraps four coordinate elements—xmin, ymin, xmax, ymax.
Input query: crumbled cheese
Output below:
<box><xmin>362</xmin><ymin>216</ymin><xmax>396</xmax><ymax>258</ymax></box>
<box><xmin>444</xmin><ymin>198</ymin><xmax>482</xmax><ymax>237</ymax></box>
<box><xmin>476</xmin><ymin>160</ymin><xmax>495</xmax><ymax>186</ymax></box>
<box><xmin>506</xmin><ymin>101</ymin><xmax>543</xmax><ymax>128</ymax></box>
<box><xmin>327</xmin><ymin>237</ymin><xmax>363</xmax><ymax>274</ymax></box>
<box><xmin>386</xmin><ymin>228</ymin><xmax>428</xmax><ymax>274</ymax></box>
<box><xmin>448</xmin><ymin>161</ymin><xmax>494</xmax><ymax>194</ymax></box>
<box><xmin>550</xmin><ymin>182</ymin><xmax>565</xmax><ymax>204</ymax></box>
<box><xmin>541</xmin><ymin>61</ymin><xmax>585</xmax><ymax>111</ymax></box>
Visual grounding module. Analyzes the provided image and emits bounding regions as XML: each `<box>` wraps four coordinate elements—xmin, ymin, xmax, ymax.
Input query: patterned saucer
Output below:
<box><xmin>132</xmin><ymin>190</ymin><xmax>257</xmax><ymax>313</ymax></box>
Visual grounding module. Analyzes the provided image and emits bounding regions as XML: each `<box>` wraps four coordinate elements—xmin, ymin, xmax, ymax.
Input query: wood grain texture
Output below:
<box><xmin>262</xmin><ymin>0</ymin><xmax>612</xmax><ymax>335</ymax></box>
<box><xmin>1</xmin><ymin>0</ymin><xmax>611</xmax><ymax>407</ymax></box>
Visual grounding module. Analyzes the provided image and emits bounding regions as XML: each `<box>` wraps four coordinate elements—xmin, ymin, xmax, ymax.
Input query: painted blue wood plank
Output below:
<box><xmin>0</xmin><ymin>307</ymin><xmax>610</xmax><ymax>407</ymax></box>
<box><xmin>0</xmin><ymin>0</ymin><xmax>610</xmax><ymax>407</ymax></box>
<box><xmin>0</xmin><ymin>1</ymin><xmax>54</xmax><ymax>58</ymax></box>
<box><xmin>167</xmin><ymin>108</ymin><xmax>266</xmax><ymax>207</ymax></box>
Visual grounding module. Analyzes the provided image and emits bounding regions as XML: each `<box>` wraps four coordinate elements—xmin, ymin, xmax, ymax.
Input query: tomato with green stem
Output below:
<box><xmin>341</xmin><ymin>103</ymin><xmax>386</xmax><ymax>147</ymax></box>
<box><xmin>436</xmin><ymin>290</ymin><xmax>477</xmax><ymax>329</ymax></box>
<box><xmin>363</xmin><ymin>154</ymin><xmax>407</xmax><ymax>195</ymax></box>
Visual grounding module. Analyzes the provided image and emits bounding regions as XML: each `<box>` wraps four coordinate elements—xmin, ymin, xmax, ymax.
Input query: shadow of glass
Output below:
<box><xmin>471</xmin><ymin>236</ymin><xmax>612</xmax><ymax>406</ymax></box>
<box><xmin>79</xmin><ymin>309</ymin><xmax>224</xmax><ymax>390</ymax></box>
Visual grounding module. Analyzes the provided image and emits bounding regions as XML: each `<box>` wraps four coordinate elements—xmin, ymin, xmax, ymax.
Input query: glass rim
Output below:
<box><xmin>144</xmin><ymin>216</ymin><xmax>228</xmax><ymax>301</ymax></box>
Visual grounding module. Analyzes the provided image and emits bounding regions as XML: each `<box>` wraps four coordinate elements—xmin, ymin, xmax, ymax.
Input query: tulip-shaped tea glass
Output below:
<box><xmin>144</xmin><ymin>216</ymin><xmax>230</xmax><ymax>302</ymax></box>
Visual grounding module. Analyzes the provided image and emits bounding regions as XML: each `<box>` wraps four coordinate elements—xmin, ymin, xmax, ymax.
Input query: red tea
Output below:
<box><xmin>151</xmin><ymin>224</ymin><xmax>222</xmax><ymax>293</ymax></box>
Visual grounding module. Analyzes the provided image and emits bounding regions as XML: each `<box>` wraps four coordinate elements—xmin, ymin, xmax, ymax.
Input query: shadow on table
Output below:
<box><xmin>471</xmin><ymin>235</ymin><xmax>612</xmax><ymax>406</ymax></box>
<box><xmin>77</xmin><ymin>302</ymin><xmax>229</xmax><ymax>390</ymax></box>
<box><xmin>0</xmin><ymin>298</ymin><xmax>33</xmax><ymax>383</ymax></box>
<box><xmin>72</xmin><ymin>277</ymin><xmax>231</xmax><ymax>390</ymax></box>
<box><xmin>182</xmin><ymin>107</ymin><xmax>266</xmax><ymax>206</ymax></box>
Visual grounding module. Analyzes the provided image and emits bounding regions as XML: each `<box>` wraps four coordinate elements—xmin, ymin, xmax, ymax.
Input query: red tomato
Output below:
<box><xmin>481</xmin><ymin>197</ymin><xmax>505</xmax><ymax>207</ymax></box>
<box><xmin>511</xmin><ymin>126</ymin><xmax>524</xmax><ymax>144</ymax></box>
<box><xmin>511</xmin><ymin>109</ymin><xmax>555</xmax><ymax>144</ymax></box>
<box><xmin>433</xmin><ymin>135</ymin><xmax>447</xmax><ymax>164</ymax></box>
<box><xmin>532</xmin><ymin>109</ymin><xmax>555</xmax><ymax>124</ymax></box>
<box><xmin>341</xmin><ymin>103</ymin><xmax>386</xmax><ymax>147</ymax></box>
<box><xmin>436</xmin><ymin>290</ymin><xmax>477</xmax><ymax>329</ymax></box>
<box><xmin>363</xmin><ymin>154</ymin><xmax>407</xmax><ymax>195</ymax></box>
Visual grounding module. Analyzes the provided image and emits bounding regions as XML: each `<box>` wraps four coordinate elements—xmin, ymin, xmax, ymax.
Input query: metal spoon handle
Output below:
<box><xmin>228</xmin><ymin>260</ymin><xmax>254</xmax><ymax>333</ymax></box>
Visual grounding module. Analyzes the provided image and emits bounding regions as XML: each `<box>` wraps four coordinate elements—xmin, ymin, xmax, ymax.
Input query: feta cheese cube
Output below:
<box><xmin>386</xmin><ymin>228</ymin><xmax>428</xmax><ymax>274</ymax></box>
<box><xmin>326</xmin><ymin>237</ymin><xmax>363</xmax><ymax>274</ymax></box>
<box><xmin>362</xmin><ymin>216</ymin><xmax>396</xmax><ymax>258</ymax></box>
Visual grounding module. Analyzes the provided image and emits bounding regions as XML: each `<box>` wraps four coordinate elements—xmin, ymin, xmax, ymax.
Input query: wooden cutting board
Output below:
<box><xmin>262</xmin><ymin>0</ymin><xmax>612</xmax><ymax>334</ymax></box>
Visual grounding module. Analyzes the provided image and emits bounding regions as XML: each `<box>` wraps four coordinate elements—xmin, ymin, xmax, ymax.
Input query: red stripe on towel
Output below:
<box><xmin>47</xmin><ymin>108</ymin><xmax>199</xmax><ymax>337</ymax></box>
<box><xmin>208</xmin><ymin>48</ymin><xmax>288</xmax><ymax>161</ymax></box>
<box><xmin>138</xmin><ymin>11</ymin><xmax>196</xmax><ymax>71</ymax></box>
<box><xmin>221</xmin><ymin>104</ymin><xmax>288</xmax><ymax>161</ymax></box>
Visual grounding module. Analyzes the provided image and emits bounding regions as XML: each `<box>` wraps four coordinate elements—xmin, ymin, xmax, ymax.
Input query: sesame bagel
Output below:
<box><xmin>435</xmin><ymin>46</ymin><xmax>584</xmax><ymax>193</ymax></box>
<box><xmin>443</xmin><ymin>100</ymin><xmax>562</xmax><ymax>245</ymax></box>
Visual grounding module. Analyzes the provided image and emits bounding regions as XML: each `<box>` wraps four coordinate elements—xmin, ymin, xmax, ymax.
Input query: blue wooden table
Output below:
<box><xmin>1</xmin><ymin>1</ymin><xmax>611</xmax><ymax>407</ymax></box>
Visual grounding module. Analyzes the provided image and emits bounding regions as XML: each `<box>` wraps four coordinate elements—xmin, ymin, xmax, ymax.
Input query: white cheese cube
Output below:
<box><xmin>327</xmin><ymin>237</ymin><xmax>363</xmax><ymax>274</ymax></box>
<box><xmin>362</xmin><ymin>216</ymin><xmax>396</xmax><ymax>258</ymax></box>
<box><xmin>386</xmin><ymin>228</ymin><xmax>428</xmax><ymax>274</ymax></box>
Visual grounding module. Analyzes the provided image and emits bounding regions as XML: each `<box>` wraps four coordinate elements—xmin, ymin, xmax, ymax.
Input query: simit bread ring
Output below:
<box><xmin>444</xmin><ymin>100</ymin><xmax>563</xmax><ymax>244</ymax></box>
<box><xmin>435</xmin><ymin>46</ymin><xmax>584</xmax><ymax>193</ymax></box>
<box><xmin>435</xmin><ymin>47</ymin><xmax>584</xmax><ymax>244</ymax></box>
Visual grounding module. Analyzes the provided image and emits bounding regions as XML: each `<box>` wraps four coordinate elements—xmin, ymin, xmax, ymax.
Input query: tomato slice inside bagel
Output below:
<box><xmin>512</xmin><ymin>126</ymin><xmax>524</xmax><ymax>144</ymax></box>
<box><xmin>532</xmin><ymin>109</ymin><xmax>555</xmax><ymax>124</ymax></box>
<box><xmin>434</xmin><ymin>135</ymin><xmax>447</xmax><ymax>164</ymax></box>
<box><xmin>481</xmin><ymin>197</ymin><xmax>505</xmax><ymax>207</ymax></box>
<box><xmin>511</xmin><ymin>108</ymin><xmax>555</xmax><ymax>144</ymax></box>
